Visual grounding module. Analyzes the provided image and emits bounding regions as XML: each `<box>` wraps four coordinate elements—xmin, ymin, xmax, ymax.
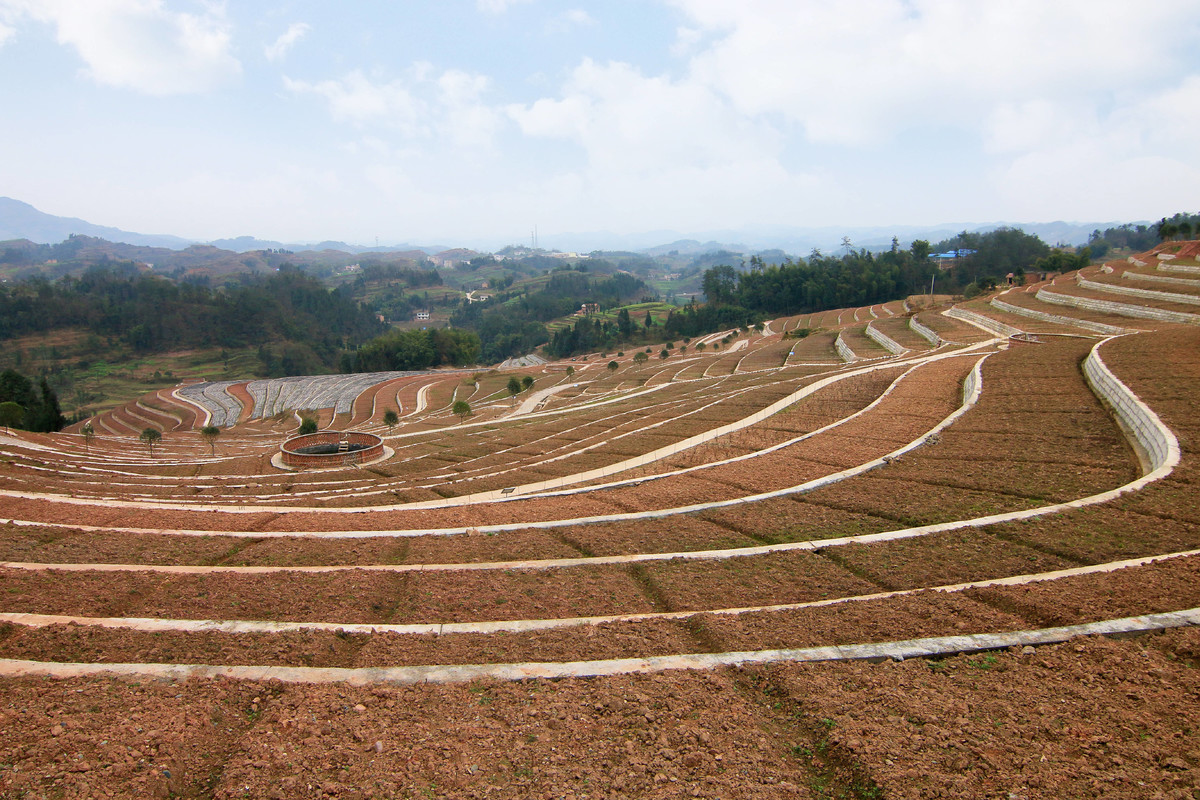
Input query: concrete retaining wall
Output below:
<box><xmin>943</xmin><ymin>306</ymin><xmax>1022</xmax><ymax>338</ymax></box>
<box><xmin>2</xmin><ymin>609</ymin><xmax>1195</xmax><ymax>685</ymax></box>
<box><xmin>1159</xmin><ymin>262</ymin><xmax>1200</xmax><ymax>275</ymax></box>
<box><xmin>989</xmin><ymin>298</ymin><xmax>1126</xmax><ymax>335</ymax></box>
<box><xmin>1083</xmin><ymin>340</ymin><xmax>1179</xmax><ymax>473</ymax></box>
<box><xmin>1078</xmin><ymin>276</ymin><xmax>1200</xmax><ymax>306</ymax></box>
<box><xmin>834</xmin><ymin>332</ymin><xmax>858</xmax><ymax>362</ymax></box>
<box><xmin>1037</xmin><ymin>288</ymin><xmax>1200</xmax><ymax>325</ymax></box>
<box><xmin>908</xmin><ymin>315</ymin><xmax>942</xmax><ymax>346</ymax></box>
<box><xmin>864</xmin><ymin>322</ymin><xmax>907</xmax><ymax>354</ymax></box>
<box><xmin>1131</xmin><ymin>272</ymin><xmax>1200</xmax><ymax>288</ymax></box>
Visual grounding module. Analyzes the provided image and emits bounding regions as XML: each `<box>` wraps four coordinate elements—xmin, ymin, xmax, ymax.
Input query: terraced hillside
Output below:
<box><xmin>1</xmin><ymin>244</ymin><xmax>1199</xmax><ymax>798</ymax></box>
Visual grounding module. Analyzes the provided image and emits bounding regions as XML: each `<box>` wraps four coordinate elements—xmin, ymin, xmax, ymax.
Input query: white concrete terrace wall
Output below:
<box><xmin>1037</xmin><ymin>288</ymin><xmax>1200</xmax><ymax>325</ymax></box>
<box><xmin>864</xmin><ymin>322</ymin><xmax>907</xmax><ymax>355</ymax></box>
<box><xmin>1129</xmin><ymin>272</ymin><xmax>1200</xmax><ymax>288</ymax></box>
<box><xmin>990</xmin><ymin>298</ymin><xmax>1126</xmax><ymax>335</ymax></box>
<box><xmin>3</xmin><ymin>609</ymin><xmax>1196</xmax><ymax>685</ymax></box>
<box><xmin>1159</xmin><ymin>262</ymin><xmax>1200</xmax><ymax>275</ymax></box>
<box><xmin>834</xmin><ymin>332</ymin><xmax>858</xmax><ymax>362</ymax></box>
<box><xmin>1077</xmin><ymin>276</ymin><xmax>1200</xmax><ymax>306</ymax></box>
<box><xmin>908</xmin><ymin>315</ymin><xmax>942</xmax><ymax>346</ymax></box>
<box><xmin>1083</xmin><ymin>338</ymin><xmax>1180</xmax><ymax>473</ymax></box>
<box><xmin>943</xmin><ymin>306</ymin><xmax>1022</xmax><ymax>338</ymax></box>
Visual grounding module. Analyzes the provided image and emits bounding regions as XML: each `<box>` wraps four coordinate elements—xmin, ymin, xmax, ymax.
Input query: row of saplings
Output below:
<box><xmin>64</xmin><ymin>421</ymin><xmax>224</xmax><ymax>457</ymax></box>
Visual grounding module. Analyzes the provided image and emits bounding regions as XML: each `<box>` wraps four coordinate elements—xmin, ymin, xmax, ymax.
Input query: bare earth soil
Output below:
<box><xmin>0</xmin><ymin>631</ymin><xmax>1196</xmax><ymax>799</ymax></box>
<box><xmin>3</xmin><ymin>278</ymin><xmax>1200</xmax><ymax>798</ymax></box>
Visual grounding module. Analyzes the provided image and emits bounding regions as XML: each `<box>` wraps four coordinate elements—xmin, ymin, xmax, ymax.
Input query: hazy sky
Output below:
<box><xmin>1</xmin><ymin>0</ymin><xmax>1197</xmax><ymax>247</ymax></box>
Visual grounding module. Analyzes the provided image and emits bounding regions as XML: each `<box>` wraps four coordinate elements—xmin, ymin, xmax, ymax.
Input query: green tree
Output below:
<box><xmin>299</xmin><ymin>417</ymin><xmax>318</xmax><ymax>435</ymax></box>
<box><xmin>633</xmin><ymin>351</ymin><xmax>649</xmax><ymax>363</ymax></box>
<box><xmin>659</xmin><ymin>348</ymin><xmax>669</xmax><ymax>359</ymax></box>
<box><xmin>701</xmin><ymin>265</ymin><xmax>738</xmax><ymax>305</ymax></box>
<box><xmin>0</xmin><ymin>401</ymin><xmax>22</xmax><ymax>432</ymax></box>
<box><xmin>139</xmin><ymin>427</ymin><xmax>162</xmax><ymax>456</ymax></box>
<box><xmin>33</xmin><ymin>378</ymin><xmax>65</xmax><ymax>432</ymax></box>
<box><xmin>565</xmin><ymin>366</ymin><xmax>575</xmax><ymax>378</ymax></box>
<box><xmin>521</xmin><ymin>375</ymin><xmax>534</xmax><ymax>391</ymax></box>
<box><xmin>1032</xmin><ymin>249</ymin><xmax>1090</xmax><ymax>274</ymax></box>
<box><xmin>617</xmin><ymin>308</ymin><xmax>634</xmax><ymax>339</ymax></box>
<box><xmin>200</xmin><ymin>425</ymin><xmax>220</xmax><ymax>456</ymax></box>
<box><xmin>607</xmin><ymin>360</ymin><xmax>618</xmax><ymax>373</ymax></box>
<box><xmin>506</xmin><ymin>376</ymin><xmax>522</xmax><ymax>398</ymax></box>
<box><xmin>383</xmin><ymin>409</ymin><xmax>399</xmax><ymax>430</ymax></box>
<box><xmin>452</xmin><ymin>399</ymin><xmax>471</xmax><ymax>423</ymax></box>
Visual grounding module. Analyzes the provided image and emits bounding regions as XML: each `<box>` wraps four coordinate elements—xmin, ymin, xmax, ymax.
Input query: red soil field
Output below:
<box><xmin>3</xmin><ymin>272</ymin><xmax>1200</xmax><ymax>796</ymax></box>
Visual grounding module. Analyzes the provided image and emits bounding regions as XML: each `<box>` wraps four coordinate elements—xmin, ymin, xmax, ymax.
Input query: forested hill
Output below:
<box><xmin>702</xmin><ymin>244</ymin><xmax>939</xmax><ymax>317</ymax></box>
<box><xmin>701</xmin><ymin>226</ymin><xmax>1090</xmax><ymax>317</ymax></box>
<box><xmin>449</xmin><ymin>268</ymin><xmax>650</xmax><ymax>363</ymax></box>
<box><xmin>0</xmin><ymin>263</ymin><xmax>385</xmax><ymax>376</ymax></box>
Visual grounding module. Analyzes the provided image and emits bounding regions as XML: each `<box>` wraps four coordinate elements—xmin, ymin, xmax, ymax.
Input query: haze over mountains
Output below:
<box><xmin>1</xmin><ymin>196</ymin><xmax>1120</xmax><ymax>258</ymax></box>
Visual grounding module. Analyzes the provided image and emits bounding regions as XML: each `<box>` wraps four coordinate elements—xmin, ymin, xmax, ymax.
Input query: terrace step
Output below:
<box><xmin>1</xmin><ymin>298</ymin><xmax>1198</xmax><ymax>722</ymax></box>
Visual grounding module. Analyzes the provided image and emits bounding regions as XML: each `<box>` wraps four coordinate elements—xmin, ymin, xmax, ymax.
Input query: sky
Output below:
<box><xmin>0</xmin><ymin>0</ymin><xmax>1198</xmax><ymax>249</ymax></box>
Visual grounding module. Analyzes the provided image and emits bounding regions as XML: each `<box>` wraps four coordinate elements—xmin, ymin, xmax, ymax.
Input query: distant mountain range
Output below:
<box><xmin>0</xmin><ymin>198</ymin><xmax>446</xmax><ymax>255</ymax></box>
<box><xmin>1</xmin><ymin>196</ymin><xmax>1127</xmax><ymax>259</ymax></box>
<box><xmin>0</xmin><ymin>197</ymin><xmax>194</xmax><ymax>250</ymax></box>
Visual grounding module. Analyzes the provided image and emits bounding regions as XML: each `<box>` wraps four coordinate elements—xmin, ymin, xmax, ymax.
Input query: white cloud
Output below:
<box><xmin>984</xmin><ymin>100</ymin><xmax>1096</xmax><ymax>155</ymax></box>
<box><xmin>1138</xmin><ymin>74</ymin><xmax>1200</xmax><ymax>138</ymax></box>
<box><xmin>498</xmin><ymin>1</ymin><xmax>1200</xmax><ymax>232</ymax></box>
<box><xmin>436</xmin><ymin>69</ymin><xmax>502</xmax><ymax>148</ymax></box>
<box><xmin>546</xmin><ymin>9</ymin><xmax>594</xmax><ymax>33</ymax></box>
<box><xmin>264</xmin><ymin>21</ymin><xmax>309</xmax><ymax>62</ymax></box>
<box><xmin>670</xmin><ymin>26</ymin><xmax>703</xmax><ymax>57</ymax></box>
<box><xmin>669</xmin><ymin>0</ymin><xmax>1200</xmax><ymax>146</ymax></box>
<box><xmin>476</xmin><ymin>0</ymin><xmax>532</xmax><ymax>13</ymax></box>
<box><xmin>990</xmin><ymin>74</ymin><xmax>1200</xmax><ymax>220</ymax></box>
<box><xmin>505</xmin><ymin>58</ymin><xmax>815</xmax><ymax>231</ymax></box>
<box><xmin>285</xmin><ymin>65</ymin><xmax>501</xmax><ymax>148</ymax></box>
<box><xmin>0</xmin><ymin>2</ymin><xmax>19</xmax><ymax>46</ymax></box>
<box><xmin>509</xmin><ymin>58</ymin><xmax>779</xmax><ymax>173</ymax></box>
<box><xmin>11</xmin><ymin>0</ymin><xmax>240</xmax><ymax>95</ymax></box>
<box><xmin>285</xmin><ymin>70</ymin><xmax>425</xmax><ymax>131</ymax></box>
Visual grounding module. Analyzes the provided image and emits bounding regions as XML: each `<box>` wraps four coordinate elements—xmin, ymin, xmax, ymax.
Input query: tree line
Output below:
<box><xmin>697</xmin><ymin>240</ymin><xmax>939</xmax><ymax>317</ymax></box>
<box><xmin>0</xmin><ymin>263</ymin><xmax>386</xmax><ymax>375</ymax></box>
<box><xmin>1080</xmin><ymin>212</ymin><xmax>1198</xmax><ymax>259</ymax></box>
<box><xmin>0</xmin><ymin>369</ymin><xmax>65</xmax><ymax>432</ymax></box>
<box><xmin>343</xmin><ymin>328</ymin><xmax>480</xmax><ymax>372</ymax></box>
